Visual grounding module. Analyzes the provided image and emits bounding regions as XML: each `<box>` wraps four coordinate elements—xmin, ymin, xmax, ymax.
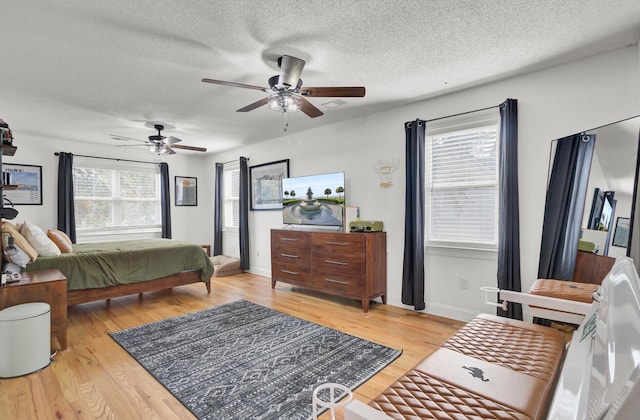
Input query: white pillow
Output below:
<box><xmin>21</xmin><ymin>221</ymin><xmax>61</xmax><ymax>257</ymax></box>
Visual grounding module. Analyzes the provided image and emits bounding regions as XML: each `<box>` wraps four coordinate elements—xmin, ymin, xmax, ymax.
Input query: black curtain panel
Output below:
<box><xmin>56</xmin><ymin>152</ymin><xmax>77</xmax><ymax>243</ymax></box>
<box><xmin>496</xmin><ymin>99</ymin><xmax>522</xmax><ymax>320</ymax></box>
<box><xmin>538</xmin><ymin>134</ymin><xmax>595</xmax><ymax>280</ymax></box>
<box><xmin>213</xmin><ymin>162</ymin><xmax>224</xmax><ymax>256</ymax></box>
<box><xmin>160</xmin><ymin>162</ymin><xmax>172</xmax><ymax>239</ymax></box>
<box><xmin>402</xmin><ymin>119</ymin><xmax>426</xmax><ymax>310</ymax></box>
<box><xmin>239</xmin><ymin>157</ymin><xmax>250</xmax><ymax>271</ymax></box>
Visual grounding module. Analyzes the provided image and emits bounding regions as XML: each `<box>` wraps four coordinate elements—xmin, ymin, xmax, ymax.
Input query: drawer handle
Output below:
<box><xmin>281</xmin><ymin>238</ymin><xmax>299</xmax><ymax>242</ymax></box>
<box><xmin>325</xmin><ymin>260</ymin><xmax>347</xmax><ymax>265</ymax></box>
<box><xmin>325</xmin><ymin>241</ymin><xmax>348</xmax><ymax>246</ymax></box>
<box><xmin>325</xmin><ymin>278</ymin><xmax>349</xmax><ymax>285</ymax></box>
<box><xmin>281</xmin><ymin>269</ymin><xmax>299</xmax><ymax>275</ymax></box>
<box><xmin>281</xmin><ymin>253</ymin><xmax>299</xmax><ymax>259</ymax></box>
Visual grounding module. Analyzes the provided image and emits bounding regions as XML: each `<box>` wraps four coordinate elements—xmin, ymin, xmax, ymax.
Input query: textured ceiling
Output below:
<box><xmin>1</xmin><ymin>0</ymin><xmax>639</xmax><ymax>154</ymax></box>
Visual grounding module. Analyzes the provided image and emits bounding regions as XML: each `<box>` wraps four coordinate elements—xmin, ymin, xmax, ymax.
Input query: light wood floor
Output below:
<box><xmin>0</xmin><ymin>273</ymin><xmax>465</xmax><ymax>420</ymax></box>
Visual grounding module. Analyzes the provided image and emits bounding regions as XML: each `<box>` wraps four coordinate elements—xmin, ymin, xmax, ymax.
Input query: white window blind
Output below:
<box><xmin>223</xmin><ymin>162</ymin><xmax>240</xmax><ymax>231</ymax></box>
<box><xmin>426</xmin><ymin>121</ymin><xmax>499</xmax><ymax>248</ymax></box>
<box><xmin>73</xmin><ymin>160</ymin><xmax>161</xmax><ymax>239</ymax></box>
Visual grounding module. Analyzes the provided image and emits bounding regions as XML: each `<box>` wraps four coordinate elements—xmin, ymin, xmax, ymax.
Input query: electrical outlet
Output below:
<box><xmin>459</xmin><ymin>276</ymin><xmax>469</xmax><ymax>290</ymax></box>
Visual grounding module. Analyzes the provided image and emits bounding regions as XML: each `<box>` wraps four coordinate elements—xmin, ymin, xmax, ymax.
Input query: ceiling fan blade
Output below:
<box><xmin>300</xmin><ymin>97</ymin><xmax>324</xmax><ymax>118</ymax></box>
<box><xmin>278</xmin><ymin>55</ymin><xmax>305</xmax><ymax>88</ymax></box>
<box><xmin>202</xmin><ymin>78</ymin><xmax>268</xmax><ymax>92</ymax></box>
<box><xmin>237</xmin><ymin>97</ymin><xmax>269</xmax><ymax>112</ymax></box>
<box><xmin>164</xmin><ymin>136</ymin><xmax>182</xmax><ymax>145</ymax></box>
<box><xmin>172</xmin><ymin>144</ymin><xmax>207</xmax><ymax>152</ymax></box>
<box><xmin>299</xmin><ymin>87</ymin><xmax>366</xmax><ymax>97</ymax></box>
<box><xmin>110</xmin><ymin>134</ymin><xmax>146</xmax><ymax>143</ymax></box>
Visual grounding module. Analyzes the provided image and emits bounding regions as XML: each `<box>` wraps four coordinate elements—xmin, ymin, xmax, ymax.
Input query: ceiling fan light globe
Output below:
<box><xmin>268</xmin><ymin>93</ymin><xmax>302</xmax><ymax>113</ymax></box>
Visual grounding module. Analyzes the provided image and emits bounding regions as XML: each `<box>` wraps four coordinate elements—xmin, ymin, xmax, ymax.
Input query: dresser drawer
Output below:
<box><xmin>272</xmin><ymin>246</ymin><xmax>310</xmax><ymax>265</ymax></box>
<box><xmin>312</xmin><ymin>271</ymin><xmax>363</xmax><ymax>295</ymax></box>
<box><xmin>271</xmin><ymin>230</ymin><xmax>311</xmax><ymax>249</ymax></box>
<box><xmin>312</xmin><ymin>251</ymin><xmax>365</xmax><ymax>275</ymax></box>
<box><xmin>272</xmin><ymin>261</ymin><xmax>311</xmax><ymax>285</ymax></box>
<box><xmin>312</xmin><ymin>233</ymin><xmax>365</xmax><ymax>254</ymax></box>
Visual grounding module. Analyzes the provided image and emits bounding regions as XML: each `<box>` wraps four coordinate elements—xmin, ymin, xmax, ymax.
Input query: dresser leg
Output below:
<box><xmin>381</xmin><ymin>294</ymin><xmax>387</xmax><ymax>304</ymax></box>
<box><xmin>271</xmin><ymin>279</ymin><xmax>277</xmax><ymax>289</ymax></box>
<box><xmin>361</xmin><ymin>299</ymin><xmax>370</xmax><ymax>313</ymax></box>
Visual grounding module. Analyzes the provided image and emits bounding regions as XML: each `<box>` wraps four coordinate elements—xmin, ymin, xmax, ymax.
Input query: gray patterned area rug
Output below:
<box><xmin>109</xmin><ymin>300</ymin><xmax>401</xmax><ymax>420</ymax></box>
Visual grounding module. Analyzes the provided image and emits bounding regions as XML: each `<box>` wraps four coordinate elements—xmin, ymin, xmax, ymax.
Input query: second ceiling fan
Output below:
<box><xmin>111</xmin><ymin>124</ymin><xmax>207</xmax><ymax>155</ymax></box>
<box><xmin>202</xmin><ymin>55</ymin><xmax>365</xmax><ymax>118</ymax></box>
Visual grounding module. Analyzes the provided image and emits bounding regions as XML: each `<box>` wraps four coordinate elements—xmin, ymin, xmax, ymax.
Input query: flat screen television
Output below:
<box><xmin>282</xmin><ymin>172</ymin><xmax>345</xmax><ymax>227</ymax></box>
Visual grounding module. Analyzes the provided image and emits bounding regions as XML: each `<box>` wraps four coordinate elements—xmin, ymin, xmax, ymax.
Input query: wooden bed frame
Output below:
<box><xmin>66</xmin><ymin>271</ymin><xmax>211</xmax><ymax>306</ymax></box>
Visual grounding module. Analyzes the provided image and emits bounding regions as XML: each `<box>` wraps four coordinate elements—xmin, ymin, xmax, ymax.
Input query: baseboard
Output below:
<box><xmin>248</xmin><ymin>267</ymin><xmax>271</xmax><ymax>278</ymax></box>
<box><xmin>386</xmin><ymin>296</ymin><xmax>480</xmax><ymax>322</ymax></box>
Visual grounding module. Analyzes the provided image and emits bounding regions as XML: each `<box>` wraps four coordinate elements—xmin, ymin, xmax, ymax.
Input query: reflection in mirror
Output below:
<box><xmin>541</xmin><ymin>116</ymin><xmax>640</xmax><ymax>283</ymax></box>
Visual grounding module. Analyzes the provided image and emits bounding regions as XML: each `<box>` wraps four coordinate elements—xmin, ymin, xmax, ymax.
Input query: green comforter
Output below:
<box><xmin>25</xmin><ymin>238</ymin><xmax>214</xmax><ymax>291</ymax></box>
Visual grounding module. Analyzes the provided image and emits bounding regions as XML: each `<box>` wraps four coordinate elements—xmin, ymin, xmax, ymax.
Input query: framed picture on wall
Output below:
<box><xmin>175</xmin><ymin>176</ymin><xmax>197</xmax><ymax>206</ymax></box>
<box><xmin>249</xmin><ymin>159</ymin><xmax>289</xmax><ymax>210</ymax></box>
<box><xmin>2</xmin><ymin>163</ymin><xmax>43</xmax><ymax>205</ymax></box>
<box><xmin>612</xmin><ymin>217</ymin><xmax>630</xmax><ymax>247</ymax></box>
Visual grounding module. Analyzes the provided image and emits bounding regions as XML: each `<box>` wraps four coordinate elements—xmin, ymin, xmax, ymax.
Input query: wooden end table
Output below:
<box><xmin>0</xmin><ymin>269</ymin><xmax>68</xmax><ymax>351</ymax></box>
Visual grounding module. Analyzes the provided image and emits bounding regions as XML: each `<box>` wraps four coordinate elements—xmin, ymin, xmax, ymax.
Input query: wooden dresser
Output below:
<box><xmin>270</xmin><ymin>229</ymin><xmax>386</xmax><ymax>312</ymax></box>
<box><xmin>573</xmin><ymin>250</ymin><xmax>616</xmax><ymax>285</ymax></box>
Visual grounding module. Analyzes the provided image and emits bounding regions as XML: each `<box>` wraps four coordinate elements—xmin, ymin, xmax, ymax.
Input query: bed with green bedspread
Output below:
<box><xmin>25</xmin><ymin>238</ymin><xmax>214</xmax><ymax>292</ymax></box>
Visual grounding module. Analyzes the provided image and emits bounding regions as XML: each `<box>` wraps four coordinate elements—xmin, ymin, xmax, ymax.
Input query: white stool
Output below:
<box><xmin>312</xmin><ymin>383</ymin><xmax>353</xmax><ymax>420</ymax></box>
<box><xmin>0</xmin><ymin>302</ymin><xmax>51</xmax><ymax>378</ymax></box>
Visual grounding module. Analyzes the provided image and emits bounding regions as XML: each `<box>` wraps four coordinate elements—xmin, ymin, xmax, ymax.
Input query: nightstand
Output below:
<box><xmin>0</xmin><ymin>269</ymin><xmax>67</xmax><ymax>351</ymax></box>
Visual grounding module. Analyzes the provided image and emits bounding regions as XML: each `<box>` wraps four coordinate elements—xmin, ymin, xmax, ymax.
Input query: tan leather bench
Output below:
<box><xmin>529</xmin><ymin>278</ymin><xmax>599</xmax><ymax>303</ymax></box>
<box><xmin>367</xmin><ymin>314</ymin><xmax>566</xmax><ymax>420</ymax></box>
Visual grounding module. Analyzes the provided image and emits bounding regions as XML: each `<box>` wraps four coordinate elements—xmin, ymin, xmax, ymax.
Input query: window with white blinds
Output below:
<box><xmin>425</xmin><ymin>121</ymin><xmax>499</xmax><ymax>249</ymax></box>
<box><xmin>223</xmin><ymin>162</ymin><xmax>240</xmax><ymax>231</ymax></box>
<box><xmin>73</xmin><ymin>160</ymin><xmax>161</xmax><ymax>238</ymax></box>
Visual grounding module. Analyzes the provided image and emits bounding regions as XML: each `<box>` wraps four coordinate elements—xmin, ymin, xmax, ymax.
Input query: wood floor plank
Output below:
<box><xmin>0</xmin><ymin>272</ymin><xmax>465</xmax><ymax>419</ymax></box>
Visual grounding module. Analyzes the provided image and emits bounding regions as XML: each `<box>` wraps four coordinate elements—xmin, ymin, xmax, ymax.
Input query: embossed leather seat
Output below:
<box><xmin>369</xmin><ymin>315</ymin><xmax>566</xmax><ymax>420</ymax></box>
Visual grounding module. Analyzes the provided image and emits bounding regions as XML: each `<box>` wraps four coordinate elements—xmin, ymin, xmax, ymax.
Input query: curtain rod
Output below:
<box><xmin>424</xmin><ymin>103</ymin><xmax>503</xmax><ymax>124</ymax></box>
<box><xmin>218</xmin><ymin>157</ymin><xmax>250</xmax><ymax>165</ymax></box>
<box><xmin>54</xmin><ymin>152</ymin><xmax>159</xmax><ymax>166</ymax></box>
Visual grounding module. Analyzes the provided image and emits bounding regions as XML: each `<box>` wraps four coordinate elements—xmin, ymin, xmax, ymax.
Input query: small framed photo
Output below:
<box><xmin>2</xmin><ymin>163</ymin><xmax>43</xmax><ymax>205</ymax></box>
<box><xmin>612</xmin><ymin>217</ymin><xmax>630</xmax><ymax>248</ymax></box>
<box><xmin>175</xmin><ymin>176</ymin><xmax>197</xmax><ymax>206</ymax></box>
<box><xmin>249</xmin><ymin>159</ymin><xmax>289</xmax><ymax>211</ymax></box>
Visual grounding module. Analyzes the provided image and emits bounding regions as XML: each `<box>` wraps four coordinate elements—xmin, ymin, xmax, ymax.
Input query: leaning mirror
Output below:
<box><xmin>541</xmin><ymin>115</ymin><xmax>640</xmax><ymax>282</ymax></box>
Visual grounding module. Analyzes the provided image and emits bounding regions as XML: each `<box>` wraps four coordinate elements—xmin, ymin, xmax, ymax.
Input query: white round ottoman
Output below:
<box><xmin>0</xmin><ymin>302</ymin><xmax>51</xmax><ymax>378</ymax></box>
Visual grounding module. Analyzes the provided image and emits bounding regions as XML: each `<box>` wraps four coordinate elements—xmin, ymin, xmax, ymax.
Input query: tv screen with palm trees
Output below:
<box><xmin>282</xmin><ymin>172</ymin><xmax>345</xmax><ymax>227</ymax></box>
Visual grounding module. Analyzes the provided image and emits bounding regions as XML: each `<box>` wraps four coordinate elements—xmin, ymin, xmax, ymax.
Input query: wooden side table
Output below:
<box><xmin>0</xmin><ymin>269</ymin><xmax>67</xmax><ymax>351</ymax></box>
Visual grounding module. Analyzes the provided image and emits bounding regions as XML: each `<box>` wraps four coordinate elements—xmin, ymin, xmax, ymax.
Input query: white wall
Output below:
<box><xmin>11</xmin><ymin>45</ymin><xmax>639</xmax><ymax>322</ymax></box>
<box><xmin>210</xmin><ymin>45</ymin><xmax>640</xmax><ymax>322</ymax></box>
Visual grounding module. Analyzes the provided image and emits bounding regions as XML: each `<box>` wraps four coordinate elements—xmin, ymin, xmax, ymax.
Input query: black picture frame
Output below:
<box><xmin>612</xmin><ymin>217</ymin><xmax>630</xmax><ymax>248</ymax></box>
<box><xmin>2</xmin><ymin>163</ymin><xmax>43</xmax><ymax>205</ymax></box>
<box><xmin>175</xmin><ymin>176</ymin><xmax>197</xmax><ymax>206</ymax></box>
<box><xmin>249</xmin><ymin>159</ymin><xmax>290</xmax><ymax>211</ymax></box>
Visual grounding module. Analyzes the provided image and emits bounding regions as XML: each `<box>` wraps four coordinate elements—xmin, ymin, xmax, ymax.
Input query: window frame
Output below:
<box><xmin>222</xmin><ymin>161</ymin><xmax>240</xmax><ymax>232</ymax></box>
<box><xmin>424</xmin><ymin>110</ymin><xmax>500</xmax><ymax>251</ymax></box>
<box><xmin>72</xmin><ymin>158</ymin><xmax>162</xmax><ymax>241</ymax></box>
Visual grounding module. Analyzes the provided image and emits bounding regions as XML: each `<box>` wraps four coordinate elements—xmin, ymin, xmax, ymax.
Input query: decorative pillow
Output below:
<box><xmin>47</xmin><ymin>229</ymin><xmax>73</xmax><ymax>253</ymax></box>
<box><xmin>1</xmin><ymin>221</ymin><xmax>38</xmax><ymax>267</ymax></box>
<box><xmin>21</xmin><ymin>221</ymin><xmax>61</xmax><ymax>257</ymax></box>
